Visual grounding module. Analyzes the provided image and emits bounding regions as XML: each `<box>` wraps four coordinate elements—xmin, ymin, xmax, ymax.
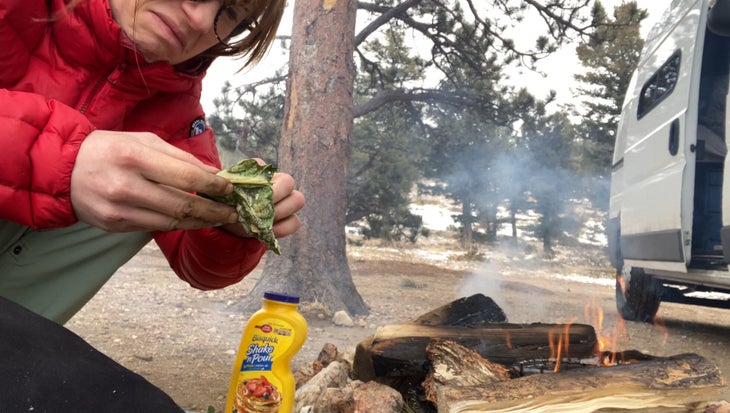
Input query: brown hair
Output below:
<box><xmin>51</xmin><ymin>0</ymin><xmax>285</xmax><ymax>71</ymax></box>
<box><xmin>203</xmin><ymin>0</ymin><xmax>286</xmax><ymax>68</ymax></box>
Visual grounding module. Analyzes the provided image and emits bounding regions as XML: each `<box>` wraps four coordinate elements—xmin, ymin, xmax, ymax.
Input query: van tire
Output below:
<box><xmin>615</xmin><ymin>266</ymin><xmax>661</xmax><ymax>322</ymax></box>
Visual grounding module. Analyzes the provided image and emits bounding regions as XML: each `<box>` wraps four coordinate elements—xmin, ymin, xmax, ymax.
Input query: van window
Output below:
<box><xmin>638</xmin><ymin>51</ymin><xmax>682</xmax><ymax>119</ymax></box>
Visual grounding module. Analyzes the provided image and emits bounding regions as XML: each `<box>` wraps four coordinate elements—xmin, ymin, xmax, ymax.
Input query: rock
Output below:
<box><xmin>333</xmin><ymin>311</ymin><xmax>354</xmax><ymax>327</ymax></box>
<box><xmin>352</xmin><ymin>381</ymin><xmax>403</xmax><ymax>413</ymax></box>
<box><xmin>318</xmin><ymin>386</ymin><xmax>356</xmax><ymax>412</ymax></box>
<box><xmin>298</xmin><ymin>380</ymin><xmax>403</xmax><ymax>413</ymax></box>
<box><xmin>317</xmin><ymin>343</ymin><xmax>343</xmax><ymax>365</ymax></box>
<box><xmin>294</xmin><ymin>346</ymin><xmax>402</xmax><ymax>413</ymax></box>
<box><xmin>295</xmin><ymin>344</ymin><xmax>350</xmax><ymax>388</ymax></box>
<box><xmin>294</xmin><ymin>361</ymin><xmax>350</xmax><ymax>410</ymax></box>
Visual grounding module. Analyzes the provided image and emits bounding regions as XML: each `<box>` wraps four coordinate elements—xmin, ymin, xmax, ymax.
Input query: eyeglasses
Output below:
<box><xmin>213</xmin><ymin>0</ymin><xmax>254</xmax><ymax>48</ymax></box>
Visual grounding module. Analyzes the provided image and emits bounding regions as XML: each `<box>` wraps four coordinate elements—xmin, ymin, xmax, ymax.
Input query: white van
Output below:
<box><xmin>608</xmin><ymin>0</ymin><xmax>730</xmax><ymax>321</ymax></box>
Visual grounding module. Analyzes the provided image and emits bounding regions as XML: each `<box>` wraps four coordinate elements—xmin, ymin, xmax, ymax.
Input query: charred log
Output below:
<box><xmin>409</xmin><ymin>293</ymin><xmax>508</xmax><ymax>327</ymax></box>
<box><xmin>353</xmin><ymin>322</ymin><xmax>598</xmax><ymax>388</ymax></box>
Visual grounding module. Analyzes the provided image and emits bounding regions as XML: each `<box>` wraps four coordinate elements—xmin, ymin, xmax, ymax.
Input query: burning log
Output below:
<box><xmin>353</xmin><ymin>294</ymin><xmax>598</xmax><ymax>393</ymax></box>
<box><xmin>427</xmin><ymin>342</ymin><xmax>725</xmax><ymax>412</ymax></box>
<box><xmin>354</xmin><ymin>322</ymin><xmax>598</xmax><ymax>382</ymax></box>
<box><xmin>351</xmin><ymin>294</ymin><xmax>727</xmax><ymax>412</ymax></box>
<box><xmin>408</xmin><ymin>293</ymin><xmax>508</xmax><ymax>326</ymax></box>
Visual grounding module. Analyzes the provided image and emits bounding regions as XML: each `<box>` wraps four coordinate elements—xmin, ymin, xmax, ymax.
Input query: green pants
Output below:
<box><xmin>0</xmin><ymin>221</ymin><xmax>152</xmax><ymax>324</ymax></box>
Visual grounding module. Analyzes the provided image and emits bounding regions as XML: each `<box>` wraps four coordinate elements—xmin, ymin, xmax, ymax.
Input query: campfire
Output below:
<box><xmin>294</xmin><ymin>294</ymin><xmax>728</xmax><ymax>413</ymax></box>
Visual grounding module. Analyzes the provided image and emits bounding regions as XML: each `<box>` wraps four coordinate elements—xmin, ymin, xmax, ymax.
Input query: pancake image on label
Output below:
<box><xmin>233</xmin><ymin>375</ymin><xmax>282</xmax><ymax>413</ymax></box>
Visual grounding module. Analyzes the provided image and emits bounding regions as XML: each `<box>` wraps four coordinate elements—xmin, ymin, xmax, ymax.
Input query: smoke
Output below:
<box><xmin>456</xmin><ymin>255</ymin><xmax>551</xmax><ymax>324</ymax></box>
<box><xmin>457</xmin><ymin>263</ymin><xmax>504</xmax><ymax>300</ymax></box>
<box><xmin>430</xmin><ymin>138</ymin><xmax>612</xmax><ymax>251</ymax></box>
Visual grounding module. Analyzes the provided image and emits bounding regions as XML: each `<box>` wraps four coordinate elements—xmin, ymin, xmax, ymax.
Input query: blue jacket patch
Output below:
<box><xmin>189</xmin><ymin>118</ymin><xmax>206</xmax><ymax>137</ymax></box>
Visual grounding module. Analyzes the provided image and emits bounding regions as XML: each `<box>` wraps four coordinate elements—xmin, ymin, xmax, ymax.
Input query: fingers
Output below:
<box><xmin>270</xmin><ymin>172</ymin><xmax>305</xmax><ymax>237</ymax></box>
<box><xmin>272</xmin><ymin>173</ymin><xmax>304</xmax><ymax>217</ymax></box>
<box><xmin>132</xmin><ymin>143</ymin><xmax>233</xmax><ymax>198</ymax></box>
<box><xmin>95</xmin><ymin>139</ymin><xmax>238</xmax><ymax>228</ymax></box>
<box><xmin>90</xmin><ymin>203</ymin><xmax>233</xmax><ymax>233</ymax></box>
<box><xmin>274</xmin><ymin>188</ymin><xmax>305</xmax><ymax>222</ymax></box>
<box><xmin>273</xmin><ymin>214</ymin><xmax>302</xmax><ymax>238</ymax></box>
<box><xmin>271</xmin><ymin>172</ymin><xmax>295</xmax><ymax>203</ymax></box>
<box><xmin>72</xmin><ymin>131</ymin><xmax>238</xmax><ymax>232</ymax></box>
<box><xmin>81</xmin><ymin>183</ymin><xmax>238</xmax><ymax>232</ymax></box>
<box><xmin>123</xmin><ymin>182</ymin><xmax>239</xmax><ymax>227</ymax></box>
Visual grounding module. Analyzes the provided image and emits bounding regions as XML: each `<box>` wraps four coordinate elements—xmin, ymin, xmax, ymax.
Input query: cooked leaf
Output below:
<box><xmin>204</xmin><ymin>159</ymin><xmax>280</xmax><ymax>254</ymax></box>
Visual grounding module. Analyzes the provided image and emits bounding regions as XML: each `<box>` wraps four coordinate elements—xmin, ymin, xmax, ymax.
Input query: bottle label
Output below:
<box><xmin>232</xmin><ymin>318</ymin><xmax>295</xmax><ymax>413</ymax></box>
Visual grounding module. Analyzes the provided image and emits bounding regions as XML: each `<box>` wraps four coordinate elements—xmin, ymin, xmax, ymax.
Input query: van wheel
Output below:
<box><xmin>615</xmin><ymin>265</ymin><xmax>661</xmax><ymax>322</ymax></box>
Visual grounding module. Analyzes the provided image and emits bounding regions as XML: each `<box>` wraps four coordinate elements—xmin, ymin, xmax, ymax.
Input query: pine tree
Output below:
<box><xmin>572</xmin><ymin>1</ymin><xmax>647</xmax><ymax>183</ymax></box>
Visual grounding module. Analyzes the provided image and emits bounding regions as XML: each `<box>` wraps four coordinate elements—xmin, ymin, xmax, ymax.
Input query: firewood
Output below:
<box><xmin>423</xmin><ymin>339</ymin><xmax>514</xmax><ymax>404</ymax></box>
<box><xmin>433</xmin><ymin>352</ymin><xmax>725</xmax><ymax>413</ymax></box>
<box><xmin>353</xmin><ymin>322</ymin><xmax>598</xmax><ymax>383</ymax></box>
<box><xmin>409</xmin><ymin>293</ymin><xmax>508</xmax><ymax>326</ymax></box>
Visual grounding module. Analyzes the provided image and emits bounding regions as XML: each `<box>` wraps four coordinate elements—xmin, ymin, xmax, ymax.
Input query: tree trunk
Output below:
<box><xmin>242</xmin><ymin>0</ymin><xmax>368</xmax><ymax>316</ymax></box>
<box><xmin>543</xmin><ymin>231</ymin><xmax>554</xmax><ymax>258</ymax></box>
<box><xmin>461</xmin><ymin>198</ymin><xmax>473</xmax><ymax>250</ymax></box>
<box><xmin>510</xmin><ymin>204</ymin><xmax>517</xmax><ymax>238</ymax></box>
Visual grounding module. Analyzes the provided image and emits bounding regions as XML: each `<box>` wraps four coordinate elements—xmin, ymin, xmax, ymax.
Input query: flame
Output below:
<box><xmin>548</xmin><ymin>317</ymin><xmax>577</xmax><ymax>372</ymax></box>
<box><xmin>504</xmin><ymin>331</ymin><xmax>513</xmax><ymax>350</ymax></box>
<box><xmin>582</xmin><ymin>301</ymin><xmax>632</xmax><ymax>365</ymax></box>
<box><xmin>548</xmin><ymin>329</ymin><xmax>561</xmax><ymax>372</ymax></box>
<box><xmin>542</xmin><ymin>297</ymin><xmax>671</xmax><ymax>373</ymax></box>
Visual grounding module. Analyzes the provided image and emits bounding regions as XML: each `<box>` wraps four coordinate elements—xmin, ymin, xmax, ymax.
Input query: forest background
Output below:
<box><xmin>201</xmin><ymin>0</ymin><xmax>667</xmax><ymax>315</ymax></box>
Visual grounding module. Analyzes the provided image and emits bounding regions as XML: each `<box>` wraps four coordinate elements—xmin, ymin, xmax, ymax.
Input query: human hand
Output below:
<box><xmin>220</xmin><ymin>162</ymin><xmax>304</xmax><ymax>239</ymax></box>
<box><xmin>71</xmin><ymin>130</ymin><xmax>239</xmax><ymax>232</ymax></box>
<box><xmin>269</xmin><ymin>171</ymin><xmax>305</xmax><ymax>237</ymax></box>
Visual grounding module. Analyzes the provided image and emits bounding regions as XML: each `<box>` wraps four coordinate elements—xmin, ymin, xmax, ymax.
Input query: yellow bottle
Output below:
<box><xmin>224</xmin><ymin>292</ymin><xmax>307</xmax><ymax>413</ymax></box>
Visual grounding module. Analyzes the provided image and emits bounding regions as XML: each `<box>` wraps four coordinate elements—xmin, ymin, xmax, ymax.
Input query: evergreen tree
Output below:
<box><xmin>572</xmin><ymin>1</ymin><xmax>647</xmax><ymax>194</ymax></box>
<box><xmin>521</xmin><ymin>111</ymin><xmax>579</xmax><ymax>257</ymax></box>
<box><xmin>208</xmin><ymin>74</ymin><xmax>287</xmax><ymax>167</ymax></box>
<box><xmin>346</xmin><ymin>24</ymin><xmax>429</xmax><ymax>241</ymax></box>
<box><xmin>424</xmin><ymin>107</ymin><xmax>514</xmax><ymax>249</ymax></box>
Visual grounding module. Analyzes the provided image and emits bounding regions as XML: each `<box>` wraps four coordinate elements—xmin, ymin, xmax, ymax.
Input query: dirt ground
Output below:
<box><xmin>66</xmin><ymin>235</ymin><xmax>730</xmax><ymax>412</ymax></box>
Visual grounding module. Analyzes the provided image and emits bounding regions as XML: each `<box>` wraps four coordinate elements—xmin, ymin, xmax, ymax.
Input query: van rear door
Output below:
<box><xmin>619</xmin><ymin>0</ymin><xmax>708</xmax><ymax>272</ymax></box>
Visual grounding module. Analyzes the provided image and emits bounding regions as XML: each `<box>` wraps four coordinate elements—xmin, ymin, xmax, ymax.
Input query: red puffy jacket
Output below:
<box><xmin>0</xmin><ymin>0</ymin><xmax>266</xmax><ymax>289</ymax></box>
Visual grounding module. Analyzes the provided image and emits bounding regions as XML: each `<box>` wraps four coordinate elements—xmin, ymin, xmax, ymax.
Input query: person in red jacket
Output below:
<box><xmin>0</xmin><ymin>0</ymin><xmax>304</xmax><ymax>324</ymax></box>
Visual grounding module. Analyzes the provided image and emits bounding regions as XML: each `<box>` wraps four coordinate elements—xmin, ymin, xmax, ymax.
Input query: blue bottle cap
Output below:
<box><xmin>264</xmin><ymin>291</ymin><xmax>300</xmax><ymax>304</ymax></box>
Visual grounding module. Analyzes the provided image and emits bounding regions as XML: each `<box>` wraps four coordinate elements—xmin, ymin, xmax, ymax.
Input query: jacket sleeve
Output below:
<box><xmin>0</xmin><ymin>0</ymin><xmax>84</xmax><ymax>228</ymax></box>
<box><xmin>0</xmin><ymin>89</ymin><xmax>91</xmax><ymax>228</ymax></box>
<box><xmin>153</xmin><ymin>228</ymin><xmax>267</xmax><ymax>290</ymax></box>
<box><xmin>136</xmin><ymin>97</ymin><xmax>268</xmax><ymax>289</ymax></box>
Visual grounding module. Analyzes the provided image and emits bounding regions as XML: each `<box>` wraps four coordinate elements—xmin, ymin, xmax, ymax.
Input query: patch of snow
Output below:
<box><xmin>554</xmin><ymin>273</ymin><xmax>614</xmax><ymax>287</ymax></box>
<box><xmin>409</xmin><ymin>203</ymin><xmax>457</xmax><ymax>231</ymax></box>
<box><xmin>579</xmin><ymin>218</ymin><xmax>607</xmax><ymax>246</ymax></box>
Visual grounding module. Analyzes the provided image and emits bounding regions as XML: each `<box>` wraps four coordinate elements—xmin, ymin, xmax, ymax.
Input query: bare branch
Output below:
<box><xmin>353</xmin><ymin>88</ymin><xmax>504</xmax><ymax>119</ymax></box>
<box><xmin>355</xmin><ymin>0</ymin><xmax>424</xmax><ymax>47</ymax></box>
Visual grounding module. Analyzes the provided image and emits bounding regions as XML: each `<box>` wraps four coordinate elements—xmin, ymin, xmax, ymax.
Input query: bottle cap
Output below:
<box><xmin>264</xmin><ymin>291</ymin><xmax>300</xmax><ymax>304</ymax></box>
